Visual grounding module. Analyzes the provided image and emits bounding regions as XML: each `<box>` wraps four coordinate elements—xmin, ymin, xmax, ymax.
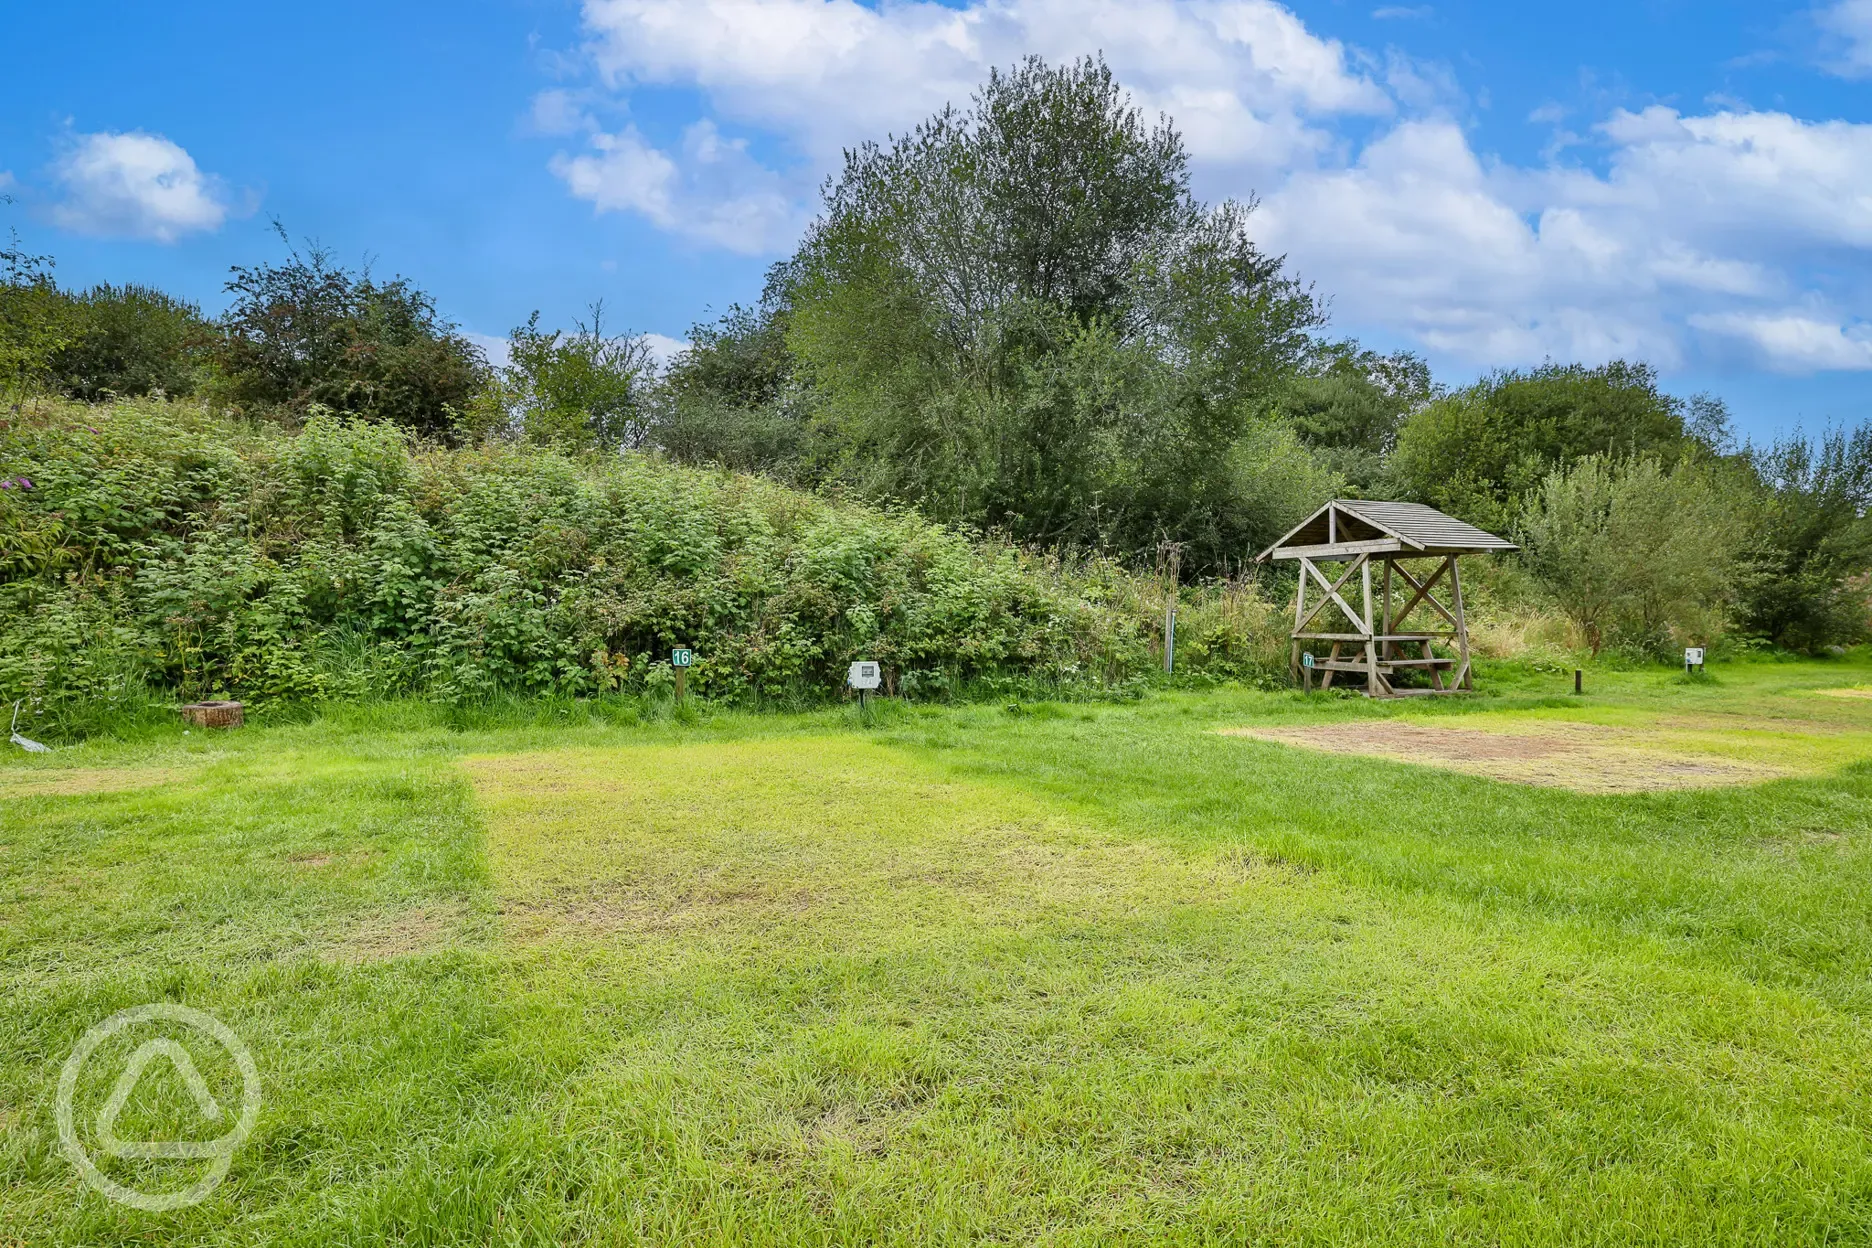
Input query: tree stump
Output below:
<box><xmin>180</xmin><ymin>701</ymin><xmax>244</xmax><ymax>729</ymax></box>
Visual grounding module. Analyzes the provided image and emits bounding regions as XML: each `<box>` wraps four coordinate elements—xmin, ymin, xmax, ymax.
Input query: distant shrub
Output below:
<box><xmin>215</xmin><ymin>235</ymin><xmax>488</xmax><ymax>438</ymax></box>
<box><xmin>1518</xmin><ymin>454</ymin><xmax>1746</xmax><ymax>657</ymax></box>
<box><xmin>50</xmin><ymin>284</ymin><xmax>207</xmax><ymax>401</ymax></box>
<box><xmin>470</xmin><ymin>306</ymin><xmax>657</xmax><ymax>452</ymax></box>
<box><xmin>0</xmin><ymin>230</ymin><xmax>71</xmax><ymax>397</ymax></box>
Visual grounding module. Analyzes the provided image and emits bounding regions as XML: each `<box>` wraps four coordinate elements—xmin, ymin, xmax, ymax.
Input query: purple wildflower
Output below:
<box><xmin>18</xmin><ymin>477</ymin><xmax>32</xmax><ymax>490</ymax></box>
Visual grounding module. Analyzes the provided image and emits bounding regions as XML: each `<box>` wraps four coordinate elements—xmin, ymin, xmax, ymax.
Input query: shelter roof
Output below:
<box><xmin>1256</xmin><ymin>500</ymin><xmax>1517</xmax><ymax>561</ymax></box>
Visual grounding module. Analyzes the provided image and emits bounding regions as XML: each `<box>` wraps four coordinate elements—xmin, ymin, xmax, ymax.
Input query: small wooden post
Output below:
<box><xmin>1574</xmin><ymin>669</ymin><xmax>1582</xmax><ymax>695</ymax></box>
<box><xmin>674</xmin><ymin>667</ymin><xmax>686</xmax><ymax>704</ymax></box>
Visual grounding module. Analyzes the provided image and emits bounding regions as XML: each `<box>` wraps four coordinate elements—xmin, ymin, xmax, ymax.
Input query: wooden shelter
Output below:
<box><xmin>1255</xmin><ymin>500</ymin><xmax>1516</xmax><ymax>698</ymax></box>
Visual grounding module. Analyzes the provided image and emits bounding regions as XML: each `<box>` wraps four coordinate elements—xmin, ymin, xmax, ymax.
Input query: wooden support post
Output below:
<box><xmin>1448</xmin><ymin>555</ymin><xmax>1472</xmax><ymax>691</ymax></box>
<box><xmin>1381</xmin><ymin>558</ymin><xmax>1394</xmax><ymax>662</ymax></box>
<box><xmin>1160</xmin><ymin>541</ymin><xmax>1181</xmax><ymax>674</ymax></box>
<box><xmin>1362</xmin><ymin>558</ymin><xmax>1379</xmax><ymax>697</ymax></box>
<box><xmin>1290</xmin><ymin>558</ymin><xmax>1310</xmax><ymax>684</ymax></box>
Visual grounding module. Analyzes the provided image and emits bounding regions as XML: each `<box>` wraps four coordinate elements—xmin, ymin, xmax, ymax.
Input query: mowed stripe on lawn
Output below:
<box><xmin>454</xmin><ymin>736</ymin><xmax>1872</xmax><ymax>1244</ymax></box>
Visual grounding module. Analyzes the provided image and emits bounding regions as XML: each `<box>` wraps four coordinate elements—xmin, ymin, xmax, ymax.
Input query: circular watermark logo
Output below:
<box><xmin>56</xmin><ymin>1003</ymin><xmax>261</xmax><ymax>1211</ymax></box>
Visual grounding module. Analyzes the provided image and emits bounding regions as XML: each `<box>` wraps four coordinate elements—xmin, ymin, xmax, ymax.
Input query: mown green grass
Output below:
<box><xmin>4</xmin><ymin>658</ymin><xmax>1872</xmax><ymax>1244</ymax></box>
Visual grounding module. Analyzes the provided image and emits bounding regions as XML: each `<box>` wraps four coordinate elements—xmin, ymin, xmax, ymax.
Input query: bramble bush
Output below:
<box><xmin>0</xmin><ymin>396</ymin><xmax>1285</xmax><ymax>735</ymax></box>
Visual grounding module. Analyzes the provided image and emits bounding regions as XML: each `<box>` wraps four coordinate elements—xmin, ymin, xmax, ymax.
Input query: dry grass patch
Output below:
<box><xmin>1218</xmin><ymin>720</ymin><xmax>1793</xmax><ymax>793</ymax></box>
<box><xmin>464</xmin><ymin>738</ymin><xmax>1261</xmax><ymax>947</ymax></box>
<box><xmin>324</xmin><ymin>902</ymin><xmax>472</xmax><ymax>963</ymax></box>
<box><xmin>0</xmin><ymin>766</ymin><xmax>191</xmax><ymax>800</ymax></box>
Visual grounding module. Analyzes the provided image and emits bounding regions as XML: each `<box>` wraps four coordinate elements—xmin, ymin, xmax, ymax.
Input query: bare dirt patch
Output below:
<box><xmin>0</xmin><ymin>767</ymin><xmax>189</xmax><ymax>800</ymax></box>
<box><xmin>1218</xmin><ymin>721</ymin><xmax>1789</xmax><ymax>794</ymax></box>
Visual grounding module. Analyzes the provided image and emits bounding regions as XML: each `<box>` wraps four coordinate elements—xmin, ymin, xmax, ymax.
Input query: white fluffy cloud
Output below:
<box><xmin>641</xmin><ymin>332</ymin><xmax>689</xmax><ymax>367</ymax></box>
<box><xmin>548</xmin><ymin>0</ymin><xmax>1389</xmax><ymax>251</ymax></box>
<box><xmin>545</xmin><ymin>0</ymin><xmax>1872</xmax><ymax>374</ymax></box>
<box><xmin>1819</xmin><ymin>0</ymin><xmax>1872</xmax><ymax>76</ymax></box>
<box><xmin>578</xmin><ymin>0</ymin><xmax>1386</xmax><ymax>167</ymax></box>
<box><xmin>465</xmin><ymin>331</ymin><xmax>513</xmax><ymax>369</ymax></box>
<box><xmin>551</xmin><ymin>119</ymin><xmax>800</xmax><ymax>253</ymax></box>
<box><xmin>50</xmin><ymin>131</ymin><xmax>229</xmax><ymax>242</ymax></box>
<box><xmin>1690</xmin><ymin>311</ymin><xmax>1872</xmax><ymax>370</ymax></box>
<box><xmin>1257</xmin><ymin>106</ymin><xmax>1872</xmax><ymax>371</ymax></box>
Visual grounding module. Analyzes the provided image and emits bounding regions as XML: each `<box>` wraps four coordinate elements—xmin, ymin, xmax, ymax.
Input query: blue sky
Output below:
<box><xmin>3</xmin><ymin>0</ymin><xmax>1868</xmax><ymax>439</ymax></box>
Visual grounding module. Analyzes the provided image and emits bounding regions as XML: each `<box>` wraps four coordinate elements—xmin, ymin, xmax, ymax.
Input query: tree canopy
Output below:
<box><xmin>671</xmin><ymin>55</ymin><xmax>1329</xmax><ymax>570</ymax></box>
<box><xmin>216</xmin><ymin>233</ymin><xmax>488</xmax><ymax>438</ymax></box>
<box><xmin>1392</xmin><ymin>361</ymin><xmax>1697</xmax><ymax>532</ymax></box>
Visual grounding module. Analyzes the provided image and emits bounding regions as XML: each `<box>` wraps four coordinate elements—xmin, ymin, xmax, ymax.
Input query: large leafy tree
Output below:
<box><xmin>1392</xmin><ymin>361</ymin><xmax>1695</xmax><ymax>531</ymax></box>
<box><xmin>1278</xmin><ymin>345</ymin><xmax>1436</xmax><ymax>492</ymax></box>
<box><xmin>1732</xmin><ymin>427</ymin><xmax>1872</xmax><ymax>649</ymax></box>
<box><xmin>768</xmin><ymin>55</ymin><xmax>1326</xmax><ymax>568</ymax></box>
<box><xmin>216</xmin><ymin>233</ymin><xmax>488</xmax><ymax>439</ymax></box>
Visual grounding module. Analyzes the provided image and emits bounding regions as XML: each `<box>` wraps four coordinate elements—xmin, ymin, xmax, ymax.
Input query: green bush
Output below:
<box><xmin>50</xmin><ymin>283</ymin><xmax>207</xmax><ymax>400</ymax></box>
<box><xmin>2</xmin><ymin>396</ymin><xmax>1288</xmax><ymax>731</ymax></box>
<box><xmin>215</xmin><ymin>236</ymin><xmax>488</xmax><ymax>438</ymax></box>
<box><xmin>1517</xmin><ymin>454</ymin><xmax>1746</xmax><ymax>657</ymax></box>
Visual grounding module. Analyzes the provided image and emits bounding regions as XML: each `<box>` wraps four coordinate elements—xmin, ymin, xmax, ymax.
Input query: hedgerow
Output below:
<box><xmin>4</xmin><ymin>398</ymin><xmax>1287</xmax><ymax>733</ymax></box>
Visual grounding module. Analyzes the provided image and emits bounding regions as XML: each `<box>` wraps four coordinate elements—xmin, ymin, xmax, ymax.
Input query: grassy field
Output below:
<box><xmin>6</xmin><ymin>659</ymin><xmax>1872</xmax><ymax>1244</ymax></box>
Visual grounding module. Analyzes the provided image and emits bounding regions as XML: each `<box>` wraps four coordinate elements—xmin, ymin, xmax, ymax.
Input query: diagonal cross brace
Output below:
<box><xmin>1389</xmin><ymin>559</ymin><xmax>1459</xmax><ymax>632</ymax></box>
<box><xmin>1297</xmin><ymin>555</ymin><xmax>1370</xmax><ymax>636</ymax></box>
